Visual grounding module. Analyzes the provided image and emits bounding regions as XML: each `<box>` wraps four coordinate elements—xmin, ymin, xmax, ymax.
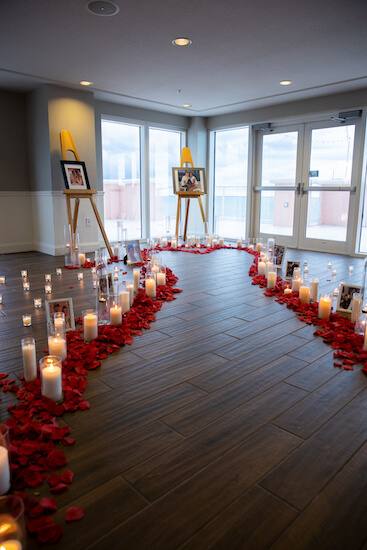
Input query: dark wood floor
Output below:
<box><xmin>1</xmin><ymin>247</ymin><xmax>367</xmax><ymax>549</ymax></box>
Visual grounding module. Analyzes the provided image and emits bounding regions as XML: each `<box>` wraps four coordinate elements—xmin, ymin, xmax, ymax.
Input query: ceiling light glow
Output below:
<box><xmin>172</xmin><ymin>38</ymin><xmax>192</xmax><ymax>46</ymax></box>
<box><xmin>280</xmin><ymin>80</ymin><xmax>292</xmax><ymax>86</ymax></box>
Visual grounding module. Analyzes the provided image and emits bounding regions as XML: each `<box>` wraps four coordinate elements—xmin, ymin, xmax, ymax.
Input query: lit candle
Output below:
<box><xmin>237</xmin><ymin>240</ymin><xmax>242</xmax><ymax>248</ymax></box>
<box><xmin>284</xmin><ymin>287</ymin><xmax>292</xmax><ymax>295</ymax></box>
<box><xmin>333</xmin><ymin>287</ymin><xmax>339</xmax><ymax>296</ymax></box>
<box><xmin>304</xmin><ymin>266</ymin><xmax>309</xmax><ymax>273</ymax></box>
<box><xmin>114</xmin><ymin>244</ymin><xmax>119</xmax><ymax>257</ymax></box>
<box><xmin>127</xmin><ymin>259</ymin><xmax>131</xmax><ymax>266</ymax></box>
<box><xmin>265</xmin><ymin>261</ymin><xmax>273</xmax><ymax>277</ymax></box>
<box><xmin>41</xmin><ymin>358</ymin><xmax>62</xmax><ymax>401</ymax></box>
<box><xmin>91</xmin><ymin>267</ymin><xmax>96</xmax><ymax>275</ymax></box>
<box><xmin>299</xmin><ymin>285</ymin><xmax>310</xmax><ymax>304</ymax></box>
<box><xmin>119</xmin><ymin>291</ymin><xmax>130</xmax><ymax>314</ymax></box>
<box><xmin>349</xmin><ymin>265</ymin><xmax>354</xmax><ymax>274</ymax></box>
<box><xmin>0</xmin><ymin>446</ymin><xmax>11</xmax><ymax>495</ymax></box>
<box><xmin>187</xmin><ymin>236</ymin><xmax>191</xmax><ymax>246</ymax></box>
<box><xmin>171</xmin><ymin>238</ymin><xmax>177</xmax><ymax>249</ymax></box>
<box><xmin>44</xmin><ymin>284</ymin><xmax>52</xmax><ymax>294</ymax></box>
<box><xmin>162</xmin><ymin>238</ymin><xmax>168</xmax><ymax>247</ymax></box>
<box><xmin>318</xmin><ymin>295</ymin><xmax>332</xmax><ymax>319</ymax></box>
<box><xmin>145</xmin><ymin>277</ymin><xmax>156</xmax><ymax>298</ymax></box>
<box><xmin>48</xmin><ymin>336</ymin><xmax>67</xmax><ymax>361</ymax></box>
<box><xmin>0</xmin><ymin>277</ymin><xmax>5</xmax><ymax>284</ymax></box>
<box><xmin>33</xmin><ymin>298</ymin><xmax>41</xmax><ymax>309</ymax></box>
<box><xmin>258</xmin><ymin>261</ymin><xmax>266</xmax><ymax>275</ymax></box>
<box><xmin>78</xmin><ymin>272</ymin><xmax>84</xmax><ymax>281</ymax></box>
<box><xmin>328</xmin><ymin>262</ymin><xmax>332</xmax><ymax>268</ymax></box>
<box><xmin>133</xmin><ymin>268</ymin><xmax>140</xmax><ymax>292</ymax></box>
<box><xmin>22</xmin><ymin>314</ymin><xmax>31</xmax><ymax>327</ymax></box>
<box><xmin>292</xmin><ymin>278</ymin><xmax>301</xmax><ymax>292</ymax></box>
<box><xmin>22</xmin><ymin>282</ymin><xmax>30</xmax><ymax>291</ymax></box>
<box><xmin>113</xmin><ymin>272</ymin><xmax>119</xmax><ymax>280</ymax></box>
<box><xmin>310</xmin><ymin>278</ymin><xmax>319</xmax><ymax>302</ymax></box>
<box><xmin>157</xmin><ymin>237</ymin><xmax>161</xmax><ymax>245</ymax></box>
<box><xmin>206</xmin><ymin>236</ymin><xmax>211</xmax><ymax>247</ymax></box>
<box><xmin>83</xmin><ymin>311</ymin><xmax>98</xmax><ymax>342</ymax></box>
<box><xmin>219</xmin><ymin>238</ymin><xmax>224</xmax><ymax>247</ymax></box>
<box><xmin>56</xmin><ymin>267</ymin><xmax>62</xmax><ymax>276</ymax></box>
<box><xmin>22</xmin><ymin>337</ymin><xmax>37</xmax><ymax>382</ymax></box>
<box><xmin>21</xmin><ymin>270</ymin><xmax>27</xmax><ymax>278</ymax></box>
<box><xmin>126</xmin><ymin>282</ymin><xmax>134</xmax><ymax>306</ymax></box>
<box><xmin>256</xmin><ymin>242</ymin><xmax>262</xmax><ymax>252</ymax></box>
<box><xmin>332</xmin><ymin>269</ymin><xmax>337</xmax><ymax>276</ymax></box>
<box><xmin>0</xmin><ymin>540</ymin><xmax>22</xmax><ymax>550</ymax></box>
<box><xmin>249</xmin><ymin>244</ymin><xmax>254</xmax><ymax>250</ymax></box>
<box><xmin>293</xmin><ymin>268</ymin><xmax>300</xmax><ymax>279</ymax></box>
<box><xmin>351</xmin><ymin>293</ymin><xmax>363</xmax><ymax>323</ymax></box>
<box><xmin>267</xmin><ymin>271</ymin><xmax>277</xmax><ymax>289</ymax></box>
<box><xmin>78</xmin><ymin>252</ymin><xmax>86</xmax><ymax>266</ymax></box>
<box><xmin>110</xmin><ymin>304</ymin><xmax>122</xmax><ymax>325</ymax></box>
<box><xmin>45</xmin><ymin>274</ymin><xmax>51</xmax><ymax>282</ymax></box>
<box><xmin>0</xmin><ymin>294</ymin><xmax>2</xmax><ymax>304</ymax></box>
<box><xmin>157</xmin><ymin>272</ymin><xmax>166</xmax><ymax>286</ymax></box>
<box><xmin>364</xmin><ymin>326</ymin><xmax>367</xmax><ymax>351</ymax></box>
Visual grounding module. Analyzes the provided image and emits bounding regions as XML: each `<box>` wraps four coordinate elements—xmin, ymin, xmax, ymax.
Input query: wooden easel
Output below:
<box><xmin>175</xmin><ymin>147</ymin><xmax>206</xmax><ymax>240</ymax></box>
<box><xmin>60</xmin><ymin>130</ymin><xmax>113</xmax><ymax>258</ymax></box>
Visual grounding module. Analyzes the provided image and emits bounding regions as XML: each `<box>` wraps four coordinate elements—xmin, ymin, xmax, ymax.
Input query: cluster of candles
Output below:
<box><xmin>155</xmin><ymin>235</ymin><xmax>225</xmax><ymax>249</ymax></box>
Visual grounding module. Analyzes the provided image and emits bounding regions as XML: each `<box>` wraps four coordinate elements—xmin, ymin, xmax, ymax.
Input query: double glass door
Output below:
<box><xmin>254</xmin><ymin>120</ymin><xmax>360</xmax><ymax>253</ymax></box>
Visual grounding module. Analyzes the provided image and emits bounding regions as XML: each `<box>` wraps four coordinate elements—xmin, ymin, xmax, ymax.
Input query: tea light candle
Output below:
<box><xmin>22</xmin><ymin>337</ymin><xmax>37</xmax><ymax>382</ymax></box>
<box><xmin>0</xmin><ymin>445</ymin><xmax>11</xmax><ymax>495</ymax></box>
<box><xmin>91</xmin><ymin>267</ymin><xmax>96</xmax><ymax>275</ymax></box>
<box><xmin>157</xmin><ymin>272</ymin><xmax>166</xmax><ymax>286</ymax></box>
<box><xmin>162</xmin><ymin>237</ymin><xmax>168</xmax><ymax>247</ymax></box>
<box><xmin>0</xmin><ymin>276</ymin><xmax>5</xmax><ymax>284</ymax></box>
<box><xmin>145</xmin><ymin>277</ymin><xmax>156</xmax><ymax>298</ymax></box>
<box><xmin>110</xmin><ymin>304</ymin><xmax>122</xmax><ymax>325</ymax></box>
<box><xmin>45</xmin><ymin>274</ymin><xmax>51</xmax><ymax>282</ymax></box>
<box><xmin>21</xmin><ymin>270</ymin><xmax>27</xmax><ymax>278</ymax></box>
<box><xmin>318</xmin><ymin>295</ymin><xmax>332</xmax><ymax>319</ymax></box>
<box><xmin>328</xmin><ymin>262</ymin><xmax>332</xmax><ymax>268</ymax></box>
<box><xmin>292</xmin><ymin>278</ymin><xmax>301</xmax><ymax>292</ymax></box>
<box><xmin>113</xmin><ymin>272</ymin><xmax>119</xmax><ymax>280</ymax></box>
<box><xmin>127</xmin><ymin>259</ymin><xmax>131</xmax><ymax>266</ymax></box>
<box><xmin>78</xmin><ymin>252</ymin><xmax>86</xmax><ymax>266</ymax></box>
<box><xmin>126</xmin><ymin>282</ymin><xmax>134</xmax><ymax>305</ymax></box>
<box><xmin>267</xmin><ymin>271</ymin><xmax>277</xmax><ymax>289</ymax></box>
<box><xmin>78</xmin><ymin>272</ymin><xmax>84</xmax><ymax>281</ymax></box>
<box><xmin>349</xmin><ymin>265</ymin><xmax>354</xmax><ymax>274</ymax></box>
<box><xmin>34</xmin><ymin>297</ymin><xmax>42</xmax><ymax>308</ymax></box>
<box><xmin>0</xmin><ymin>540</ymin><xmax>22</xmax><ymax>550</ymax></box>
<box><xmin>44</xmin><ymin>284</ymin><xmax>52</xmax><ymax>294</ymax></box>
<box><xmin>310</xmin><ymin>278</ymin><xmax>319</xmax><ymax>302</ymax></box>
<box><xmin>219</xmin><ymin>237</ymin><xmax>224</xmax><ymax>247</ymax></box>
<box><xmin>332</xmin><ymin>269</ymin><xmax>337</xmax><ymax>276</ymax></box>
<box><xmin>23</xmin><ymin>282</ymin><xmax>30</xmax><ymax>291</ymax></box>
<box><xmin>284</xmin><ymin>287</ymin><xmax>292</xmax><ymax>295</ymax></box>
<box><xmin>83</xmin><ymin>311</ymin><xmax>98</xmax><ymax>342</ymax></box>
<box><xmin>22</xmin><ymin>314</ymin><xmax>32</xmax><ymax>327</ymax></box>
<box><xmin>256</xmin><ymin>242</ymin><xmax>263</xmax><ymax>252</ymax></box>
<box><xmin>333</xmin><ymin>287</ymin><xmax>339</xmax><ymax>296</ymax></box>
<box><xmin>299</xmin><ymin>285</ymin><xmax>310</xmax><ymax>304</ymax></box>
<box><xmin>56</xmin><ymin>267</ymin><xmax>62</xmax><ymax>276</ymax></box>
<box><xmin>119</xmin><ymin>291</ymin><xmax>130</xmax><ymax>314</ymax></box>
<box><xmin>133</xmin><ymin>268</ymin><xmax>140</xmax><ymax>292</ymax></box>
<box><xmin>304</xmin><ymin>266</ymin><xmax>309</xmax><ymax>273</ymax></box>
<box><xmin>48</xmin><ymin>336</ymin><xmax>67</xmax><ymax>360</ymax></box>
<box><xmin>258</xmin><ymin>261</ymin><xmax>266</xmax><ymax>275</ymax></box>
<box><xmin>41</xmin><ymin>359</ymin><xmax>62</xmax><ymax>401</ymax></box>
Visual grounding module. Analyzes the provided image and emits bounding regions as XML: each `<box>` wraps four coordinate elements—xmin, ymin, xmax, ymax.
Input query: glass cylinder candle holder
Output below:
<box><xmin>113</xmin><ymin>243</ymin><xmax>120</xmax><ymax>258</ymax></box>
<box><xmin>219</xmin><ymin>237</ymin><xmax>224</xmax><ymax>247</ymax></box>
<box><xmin>56</xmin><ymin>267</ymin><xmax>62</xmax><ymax>276</ymax></box>
<box><xmin>145</xmin><ymin>273</ymin><xmax>156</xmax><ymax>298</ymax></box>
<box><xmin>351</xmin><ymin>292</ymin><xmax>363</xmax><ymax>324</ymax></box>
<box><xmin>299</xmin><ymin>282</ymin><xmax>310</xmax><ymax>304</ymax></box>
<box><xmin>22</xmin><ymin>314</ymin><xmax>31</xmax><ymax>327</ymax></box>
<box><xmin>96</xmin><ymin>291</ymin><xmax>110</xmax><ymax>325</ymax></box>
<box><xmin>333</xmin><ymin>287</ymin><xmax>339</xmax><ymax>297</ymax></box>
<box><xmin>118</xmin><ymin>283</ymin><xmax>130</xmax><ymax>314</ymax></box>
<box><xmin>156</xmin><ymin>265</ymin><xmax>166</xmax><ymax>286</ymax></box>
<box><xmin>293</xmin><ymin>268</ymin><xmax>300</xmax><ymax>279</ymax></box>
<box><xmin>113</xmin><ymin>270</ymin><xmax>119</xmax><ymax>281</ymax></box>
<box><xmin>45</xmin><ymin>273</ymin><xmax>51</xmax><ymax>282</ymax></box>
<box><xmin>267</xmin><ymin>269</ymin><xmax>277</xmax><ymax>289</ymax></box>
<box><xmin>258</xmin><ymin>259</ymin><xmax>266</xmax><ymax>276</ymax></box>
<box><xmin>0</xmin><ymin>425</ymin><xmax>11</xmax><ymax>496</ymax></box>
<box><xmin>310</xmin><ymin>278</ymin><xmax>319</xmax><ymax>302</ymax></box>
<box><xmin>126</xmin><ymin>280</ymin><xmax>134</xmax><ymax>306</ymax></box>
<box><xmin>110</xmin><ymin>295</ymin><xmax>122</xmax><ymax>326</ymax></box>
<box><xmin>44</xmin><ymin>284</ymin><xmax>52</xmax><ymax>294</ymax></box>
<box><xmin>64</xmin><ymin>224</ymin><xmax>73</xmax><ymax>267</ymax></box>
<box><xmin>256</xmin><ymin>238</ymin><xmax>263</xmax><ymax>252</ymax></box>
<box><xmin>78</xmin><ymin>272</ymin><xmax>84</xmax><ymax>281</ymax></box>
<box><xmin>161</xmin><ymin>237</ymin><xmax>168</xmax><ymax>247</ymax></box>
<box><xmin>0</xmin><ymin>277</ymin><xmax>5</xmax><ymax>285</ymax></box>
<box><xmin>21</xmin><ymin>337</ymin><xmax>37</xmax><ymax>382</ymax></box>
<box><xmin>39</xmin><ymin>356</ymin><xmax>63</xmax><ymax>402</ymax></box>
<box><xmin>83</xmin><ymin>309</ymin><xmax>98</xmax><ymax>342</ymax></box>
<box><xmin>78</xmin><ymin>250</ymin><xmax>86</xmax><ymax>267</ymax></box>
<box><xmin>236</xmin><ymin>237</ymin><xmax>242</xmax><ymax>248</ymax></box>
<box><xmin>48</xmin><ymin>321</ymin><xmax>67</xmax><ymax>361</ymax></box>
<box><xmin>0</xmin><ymin>494</ymin><xmax>26</xmax><ymax>547</ymax></box>
<box><xmin>20</xmin><ymin>270</ymin><xmax>27</xmax><ymax>278</ymax></box>
<box><xmin>318</xmin><ymin>293</ymin><xmax>332</xmax><ymax>319</ymax></box>
<box><xmin>53</xmin><ymin>312</ymin><xmax>65</xmax><ymax>334</ymax></box>
<box><xmin>133</xmin><ymin>268</ymin><xmax>140</xmax><ymax>292</ymax></box>
<box><xmin>22</xmin><ymin>282</ymin><xmax>30</xmax><ymax>291</ymax></box>
<box><xmin>303</xmin><ymin>265</ymin><xmax>309</xmax><ymax>273</ymax></box>
<box><xmin>205</xmin><ymin>235</ymin><xmax>211</xmax><ymax>247</ymax></box>
<box><xmin>212</xmin><ymin>236</ymin><xmax>218</xmax><ymax>246</ymax></box>
<box><xmin>327</xmin><ymin>262</ymin><xmax>332</xmax><ymax>269</ymax></box>
<box><xmin>292</xmin><ymin>277</ymin><xmax>301</xmax><ymax>293</ymax></box>
<box><xmin>171</xmin><ymin>237</ymin><xmax>177</xmax><ymax>249</ymax></box>
<box><xmin>355</xmin><ymin>313</ymin><xmax>367</xmax><ymax>335</ymax></box>
<box><xmin>0</xmin><ymin>294</ymin><xmax>2</xmax><ymax>304</ymax></box>
<box><xmin>282</xmin><ymin>280</ymin><xmax>292</xmax><ymax>295</ymax></box>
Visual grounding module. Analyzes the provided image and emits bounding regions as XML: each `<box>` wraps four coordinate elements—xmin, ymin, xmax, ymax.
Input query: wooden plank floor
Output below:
<box><xmin>1</xmin><ymin>247</ymin><xmax>367</xmax><ymax>549</ymax></box>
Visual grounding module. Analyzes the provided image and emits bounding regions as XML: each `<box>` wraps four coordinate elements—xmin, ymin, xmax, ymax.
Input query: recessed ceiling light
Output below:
<box><xmin>280</xmin><ymin>80</ymin><xmax>292</xmax><ymax>86</ymax></box>
<box><xmin>80</xmin><ymin>81</ymin><xmax>93</xmax><ymax>86</ymax></box>
<box><xmin>86</xmin><ymin>1</ymin><xmax>119</xmax><ymax>16</ymax></box>
<box><xmin>182</xmin><ymin>104</ymin><xmax>191</xmax><ymax>108</ymax></box>
<box><xmin>172</xmin><ymin>38</ymin><xmax>192</xmax><ymax>46</ymax></box>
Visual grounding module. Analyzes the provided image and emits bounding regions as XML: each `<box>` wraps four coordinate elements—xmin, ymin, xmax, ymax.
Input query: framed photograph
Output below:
<box><xmin>60</xmin><ymin>160</ymin><xmax>90</xmax><ymax>190</ymax></box>
<box><xmin>45</xmin><ymin>298</ymin><xmax>75</xmax><ymax>332</ymax></box>
<box><xmin>337</xmin><ymin>283</ymin><xmax>362</xmax><ymax>316</ymax></box>
<box><xmin>285</xmin><ymin>260</ymin><xmax>301</xmax><ymax>279</ymax></box>
<box><xmin>274</xmin><ymin>244</ymin><xmax>287</xmax><ymax>268</ymax></box>
<box><xmin>172</xmin><ymin>167</ymin><xmax>206</xmax><ymax>194</ymax></box>
<box><xmin>125</xmin><ymin>240</ymin><xmax>142</xmax><ymax>264</ymax></box>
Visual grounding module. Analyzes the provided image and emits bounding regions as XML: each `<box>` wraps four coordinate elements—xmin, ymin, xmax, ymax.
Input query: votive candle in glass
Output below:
<box><xmin>0</xmin><ymin>493</ymin><xmax>26</xmax><ymax>546</ymax></box>
<box><xmin>328</xmin><ymin>262</ymin><xmax>332</xmax><ymax>268</ymax></box>
<box><xmin>44</xmin><ymin>284</ymin><xmax>52</xmax><ymax>294</ymax></box>
<box><xmin>299</xmin><ymin>283</ymin><xmax>310</xmax><ymax>304</ymax></box>
<box><xmin>45</xmin><ymin>274</ymin><xmax>51</xmax><ymax>282</ymax></box>
<box><xmin>0</xmin><ymin>294</ymin><xmax>2</xmax><ymax>304</ymax></box>
<box><xmin>310</xmin><ymin>278</ymin><xmax>319</xmax><ymax>302</ymax></box>
<box><xmin>333</xmin><ymin>287</ymin><xmax>339</xmax><ymax>296</ymax></box>
<box><xmin>332</xmin><ymin>269</ymin><xmax>337</xmax><ymax>276</ymax></box>
<box><xmin>351</xmin><ymin>293</ymin><xmax>363</xmax><ymax>324</ymax></box>
<box><xmin>127</xmin><ymin>259</ymin><xmax>132</xmax><ymax>266</ymax></box>
<box><xmin>40</xmin><ymin>356</ymin><xmax>63</xmax><ymax>402</ymax></box>
<box><xmin>21</xmin><ymin>337</ymin><xmax>37</xmax><ymax>382</ymax></box>
<box><xmin>22</xmin><ymin>314</ymin><xmax>32</xmax><ymax>327</ymax></box>
<box><xmin>171</xmin><ymin>237</ymin><xmax>177</xmax><ymax>249</ymax></box>
<box><xmin>78</xmin><ymin>272</ymin><xmax>84</xmax><ymax>281</ymax></box>
<box><xmin>56</xmin><ymin>267</ymin><xmax>62</xmax><ymax>276</ymax></box>
<box><xmin>83</xmin><ymin>309</ymin><xmax>98</xmax><ymax>342</ymax></box>
<box><xmin>21</xmin><ymin>270</ymin><xmax>27</xmax><ymax>278</ymax></box>
<box><xmin>48</xmin><ymin>335</ymin><xmax>67</xmax><ymax>361</ymax></box>
<box><xmin>258</xmin><ymin>260</ymin><xmax>266</xmax><ymax>275</ymax></box>
<box><xmin>283</xmin><ymin>280</ymin><xmax>292</xmax><ymax>295</ymax></box>
<box><xmin>318</xmin><ymin>294</ymin><xmax>332</xmax><ymax>319</ymax></box>
<box><xmin>237</xmin><ymin>239</ymin><xmax>242</xmax><ymax>248</ymax></box>
<box><xmin>110</xmin><ymin>298</ymin><xmax>122</xmax><ymax>326</ymax></box>
<box><xmin>292</xmin><ymin>277</ymin><xmax>301</xmax><ymax>293</ymax></box>
<box><xmin>113</xmin><ymin>271</ymin><xmax>119</xmax><ymax>281</ymax></box>
<box><xmin>157</xmin><ymin>266</ymin><xmax>166</xmax><ymax>286</ymax></box>
<box><xmin>219</xmin><ymin>237</ymin><xmax>224</xmax><ymax>247</ymax></box>
<box><xmin>0</xmin><ymin>277</ymin><xmax>5</xmax><ymax>284</ymax></box>
<box><xmin>205</xmin><ymin>235</ymin><xmax>211</xmax><ymax>247</ymax></box>
<box><xmin>34</xmin><ymin>297</ymin><xmax>42</xmax><ymax>308</ymax></box>
<box><xmin>145</xmin><ymin>274</ymin><xmax>156</xmax><ymax>298</ymax></box>
<box><xmin>0</xmin><ymin>425</ymin><xmax>11</xmax><ymax>495</ymax></box>
<box><xmin>22</xmin><ymin>282</ymin><xmax>30</xmax><ymax>291</ymax></box>
<box><xmin>349</xmin><ymin>265</ymin><xmax>354</xmax><ymax>274</ymax></box>
<box><xmin>267</xmin><ymin>270</ymin><xmax>277</xmax><ymax>289</ymax></box>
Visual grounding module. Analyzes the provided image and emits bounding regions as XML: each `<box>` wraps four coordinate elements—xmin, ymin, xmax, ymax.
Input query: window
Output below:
<box><xmin>213</xmin><ymin>127</ymin><xmax>249</xmax><ymax>238</ymax></box>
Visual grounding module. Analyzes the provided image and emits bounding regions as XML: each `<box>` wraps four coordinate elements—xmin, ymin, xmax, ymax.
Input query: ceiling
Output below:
<box><xmin>1</xmin><ymin>0</ymin><xmax>367</xmax><ymax>117</ymax></box>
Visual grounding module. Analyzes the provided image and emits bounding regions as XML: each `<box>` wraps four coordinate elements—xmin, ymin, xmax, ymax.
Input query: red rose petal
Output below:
<box><xmin>66</xmin><ymin>506</ymin><xmax>84</xmax><ymax>522</ymax></box>
<box><xmin>27</xmin><ymin>516</ymin><xmax>54</xmax><ymax>533</ymax></box>
<box><xmin>40</xmin><ymin>497</ymin><xmax>58</xmax><ymax>512</ymax></box>
<box><xmin>50</xmin><ymin>482</ymin><xmax>68</xmax><ymax>493</ymax></box>
<box><xmin>60</xmin><ymin>469</ymin><xmax>74</xmax><ymax>484</ymax></box>
<box><xmin>37</xmin><ymin>523</ymin><xmax>64</xmax><ymax>544</ymax></box>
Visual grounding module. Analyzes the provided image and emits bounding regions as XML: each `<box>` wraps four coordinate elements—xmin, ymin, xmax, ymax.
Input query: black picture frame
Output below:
<box><xmin>60</xmin><ymin>160</ymin><xmax>90</xmax><ymax>190</ymax></box>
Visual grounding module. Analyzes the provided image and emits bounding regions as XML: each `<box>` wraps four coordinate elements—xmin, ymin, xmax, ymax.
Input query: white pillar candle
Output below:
<box><xmin>157</xmin><ymin>237</ymin><xmax>161</xmax><ymax>245</ymax></box>
<box><xmin>133</xmin><ymin>268</ymin><xmax>140</xmax><ymax>292</ymax></box>
<box><xmin>126</xmin><ymin>282</ymin><xmax>134</xmax><ymax>306</ymax></box>
<box><xmin>119</xmin><ymin>291</ymin><xmax>130</xmax><ymax>314</ymax></box>
<box><xmin>292</xmin><ymin>278</ymin><xmax>301</xmax><ymax>292</ymax></box>
<box><xmin>351</xmin><ymin>294</ymin><xmax>363</xmax><ymax>323</ymax></box>
<box><xmin>0</xmin><ymin>446</ymin><xmax>11</xmax><ymax>495</ymax></box>
<box><xmin>310</xmin><ymin>279</ymin><xmax>319</xmax><ymax>302</ymax></box>
<box><xmin>42</xmin><ymin>363</ymin><xmax>62</xmax><ymax>402</ymax></box>
<box><xmin>114</xmin><ymin>244</ymin><xmax>119</xmax><ymax>257</ymax></box>
<box><xmin>145</xmin><ymin>277</ymin><xmax>156</xmax><ymax>298</ymax></box>
<box><xmin>48</xmin><ymin>336</ymin><xmax>67</xmax><ymax>361</ymax></box>
<box><xmin>237</xmin><ymin>240</ymin><xmax>242</xmax><ymax>248</ymax></box>
<box><xmin>299</xmin><ymin>285</ymin><xmax>310</xmax><ymax>304</ymax></box>
<box><xmin>318</xmin><ymin>295</ymin><xmax>332</xmax><ymax>319</ymax></box>
<box><xmin>212</xmin><ymin>238</ymin><xmax>217</xmax><ymax>246</ymax></box>
<box><xmin>196</xmin><ymin>237</ymin><xmax>201</xmax><ymax>246</ymax></box>
<box><xmin>219</xmin><ymin>237</ymin><xmax>224</xmax><ymax>247</ymax></box>
<box><xmin>171</xmin><ymin>238</ymin><xmax>177</xmax><ymax>249</ymax></box>
<box><xmin>267</xmin><ymin>271</ymin><xmax>277</xmax><ymax>289</ymax></box>
<box><xmin>256</xmin><ymin>242</ymin><xmax>263</xmax><ymax>252</ymax></box>
<box><xmin>157</xmin><ymin>272</ymin><xmax>166</xmax><ymax>286</ymax></box>
<box><xmin>83</xmin><ymin>312</ymin><xmax>98</xmax><ymax>342</ymax></box>
<box><xmin>187</xmin><ymin>236</ymin><xmax>191</xmax><ymax>246</ymax></box>
<box><xmin>110</xmin><ymin>304</ymin><xmax>122</xmax><ymax>325</ymax></box>
<box><xmin>206</xmin><ymin>236</ymin><xmax>211</xmax><ymax>247</ymax></box>
<box><xmin>265</xmin><ymin>261</ymin><xmax>273</xmax><ymax>277</ymax></box>
<box><xmin>1</xmin><ymin>540</ymin><xmax>22</xmax><ymax>550</ymax></box>
<box><xmin>258</xmin><ymin>261</ymin><xmax>266</xmax><ymax>275</ymax></box>
<box><xmin>78</xmin><ymin>252</ymin><xmax>86</xmax><ymax>266</ymax></box>
<box><xmin>22</xmin><ymin>338</ymin><xmax>37</xmax><ymax>382</ymax></box>
<box><xmin>162</xmin><ymin>238</ymin><xmax>168</xmax><ymax>247</ymax></box>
